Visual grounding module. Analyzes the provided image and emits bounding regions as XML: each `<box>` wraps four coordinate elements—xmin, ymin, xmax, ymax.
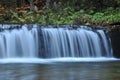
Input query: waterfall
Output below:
<box><xmin>42</xmin><ymin>27</ymin><xmax>113</xmax><ymax>58</ymax></box>
<box><xmin>0</xmin><ymin>24</ymin><xmax>116</xmax><ymax>63</ymax></box>
<box><xmin>0</xmin><ymin>25</ymin><xmax>38</xmax><ymax>58</ymax></box>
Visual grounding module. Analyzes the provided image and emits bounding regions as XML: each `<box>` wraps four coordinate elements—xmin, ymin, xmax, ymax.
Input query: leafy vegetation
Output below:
<box><xmin>0</xmin><ymin>0</ymin><xmax>120</xmax><ymax>25</ymax></box>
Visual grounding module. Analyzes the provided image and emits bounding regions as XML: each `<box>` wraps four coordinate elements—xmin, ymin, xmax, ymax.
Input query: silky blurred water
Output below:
<box><xmin>0</xmin><ymin>61</ymin><xmax>120</xmax><ymax>80</ymax></box>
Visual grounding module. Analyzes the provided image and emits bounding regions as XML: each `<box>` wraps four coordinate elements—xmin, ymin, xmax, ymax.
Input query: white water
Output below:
<box><xmin>0</xmin><ymin>25</ymin><xmax>116</xmax><ymax>63</ymax></box>
<box><xmin>42</xmin><ymin>28</ymin><xmax>113</xmax><ymax>58</ymax></box>
<box><xmin>0</xmin><ymin>58</ymin><xmax>118</xmax><ymax>64</ymax></box>
<box><xmin>0</xmin><ymin>25</ymin><xmax>38</xmax><ymax>58</ymax></box>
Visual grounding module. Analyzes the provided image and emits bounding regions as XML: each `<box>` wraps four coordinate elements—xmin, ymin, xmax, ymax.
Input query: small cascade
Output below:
<box><xmin>0</xmin><ymin>25</ymin><xmax>38</xmax><ymax>58</ymax></box>
<box><xmin>42</xmin><ymin>28</ymin><xmax>113</xmax><ymax>58</ymax></box>
<box><xmin>0</xmin><ymin>24</ymin><xmax>115</xmax><ymax>63</ymax></box>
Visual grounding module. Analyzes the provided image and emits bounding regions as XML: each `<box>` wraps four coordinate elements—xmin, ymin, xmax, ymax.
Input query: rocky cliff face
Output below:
<box><xmin>108</xmin><ymin>27</ymin><xmax>120</xmax><ymax>58</ymax></box>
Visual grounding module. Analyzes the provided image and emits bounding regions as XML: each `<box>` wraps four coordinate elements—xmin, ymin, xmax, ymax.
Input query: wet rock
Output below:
<box><xmin>108</xmin><ymin>27</ymin><xmax>120</xmax><ymax>58</ymax></box>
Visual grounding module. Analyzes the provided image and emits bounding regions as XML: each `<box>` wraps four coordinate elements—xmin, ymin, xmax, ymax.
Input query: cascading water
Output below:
<box><xmin>42</xmin><ymin>28</ymin><xmax>112</xmax><ymax>58</ymax></box>
<box><xmin>0</xmin><ymin>25</ymin><xmax>117</xmax><ymax>63</ymax></box>
<box><xmin>0</xmin><ymin>25</ymin><xmax>38</xmax><ymax>58</ymax></box>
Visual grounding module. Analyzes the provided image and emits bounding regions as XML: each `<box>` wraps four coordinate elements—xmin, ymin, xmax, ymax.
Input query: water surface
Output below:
<box><xmin>0</xmin><ymin>61</ymin><xmax>120</xmax><ymax>80</ymax></box>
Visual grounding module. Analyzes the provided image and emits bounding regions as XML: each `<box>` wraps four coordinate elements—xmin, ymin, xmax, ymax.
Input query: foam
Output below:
<box><xmin>0</xmin><ymin>57</ymin><xmax>119</xmax><ymax>64</ymax></box>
